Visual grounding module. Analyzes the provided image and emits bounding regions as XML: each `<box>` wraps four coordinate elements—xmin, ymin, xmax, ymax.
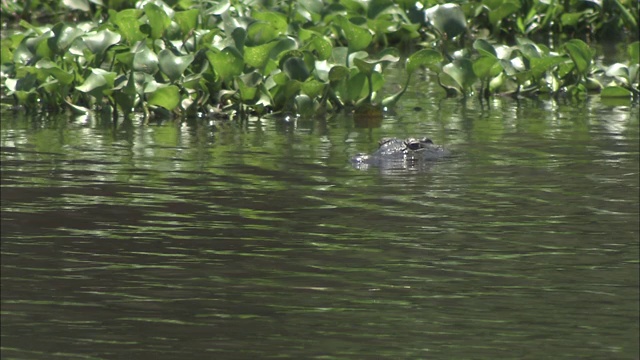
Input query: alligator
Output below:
<box><xmin>351</xmin><ymin>137</ymin><xmax>450</xmax><ymax>169</ymax></box>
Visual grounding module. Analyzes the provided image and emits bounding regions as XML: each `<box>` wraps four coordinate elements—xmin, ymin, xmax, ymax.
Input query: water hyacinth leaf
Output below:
<box><xmin>158</xmin><ymin>49</ymin><xmax>194</xmax><ymax>82</ymax></box>
<box><xmin>371</xmin><ymin>71</ymin><xmax>384</xmax><ymax>92</ymax></box>
<box><xmin>443</xmin><ymin>58</ymin><xmax>476</xmax><ymax>91</ymax></box>
<box><xmin>348</xmin><ymin>51</ymin><xmax>369</xmax><ymax>68</ymax></box>
<box><xmin>301</xmin><ymin>78</ymin><xmax>326</xmax><ymax>98</ymax></box>
<box><xmin>605</xmin><ymin>63</ymin><xmax>629</xmax><ymax>79</ymax></box>
<box><xmin>113</xmin><ymin>72</ymin><xmax>137</xmax><ymax>117</ymax></box>
<box><xmin>272</xmin><ymin>71</ymin><xmax>289</xmax><ymax>86</ymax></box>
<box><xmin>63</xmin><ymin>0</ymin><xmax>90</xmax><ymax>11</ymax></box>
<box><xmin>207</xmin><ymin>0</ymin><xmax>230</xmax><ymax>15</ymax></box>
<box><xmin>329</xmin><ymin>65</ymin><xmax>350</xmax><ymax>82</ymax></box>
<box><xmin>76</xmin><ymin>68</ymin><xmax>116</xmax><ymax>95</ymax></box>
<box><xmin>529</xmin><ymin>55</ymin><xmax>566</xmax><ymax>78</ymax></box>
<box><xmin>35</xmin><ymin>59</ymin><xmax>74</xmax><ymax>85</ymax></box>
<box><xmin>50</xmin><ymin>23</ymin><xmax>85</xmax><ymax>54</ymax></box>
<box><xmin>424</xmin><ymin>4</ymin><xmax>467</xmax><ymax>38</ymax></box>
<box><xmin>600</xmin><ymin>86</ymin><xmax>632</xmax><ymax>98</ymax></box>
<box><xmin>13</xmin><ymin>41</ymin><xmax>35</xmax><ymax>65</ymax></box>
<box><xmin>488</xmin><ymin>0</ymin><xmax>520</xmax><ymax>27</ymax></box>
<box><xmin>133</xmin><ymin>46</ymin><xmax>159</xmax><ymax>75</ymax></box>
<box><xmin>346</xmin><ymin>72</ymin><xmax>368</xmax><ymax>102</ymax></box>
<box><xmin>473</xmin><ymin>39</ymin><xmax>497</xmax><ymax>58</ymax></box>
<box><xmin>83</xmin><ymin>29</ymin><xmax>121</xmax><ymax>55</ymax></box>
<box><xmin>560</xmin><ymin>12</ymin><xmax>583</xmax><ymax>27</ymax></box>
<box><xmin>308</xmin><ymin>35</ymin><xmax>332</xmax><ymax>60</ymax></box>
<box><xmin>245</xmin><ymin>41</ymin><xmax>278</xmax><ymax>69</ymax></box>
<box><xmin>1</xmin><ymin>43</ymin><xmax>12</xmax><ymax>64</ymax></box>
<box><xmin>406</xmin><ymin>49</ymin><xmax>443</xmax><ymax>75</ymax></box>
<box><xmin>207</xmin><ymin>47</ymin><xmax>244</xmax><ymax>83</ymax></box>
<box><xmin>330</xmin><ymin>47</ymin><xmax>349</xmax><ymax>67</ymax></box>
<box><xmin>585</xmin><ymin>77</ymin><xmax>602</xmax><ymax>91</ymax></box>
<box><xmin>111</xmin><ymin>9</ymin><xmax>145</xmax><ymax>44</ymax></box>
<box><xmin>253</xmin><ymin>11</ymin><xmax>288</xmax><ymax>35</ymax></box>
<box><xmin>237</xmin><ymin>76</ymin><xmax>262</xmax><ymax>102</ymax></box>
<box><xmin>564</xmin><ymin>39</ymin><xmax>593</xmax><ymax>75</ymax></box>
<box><xmin>367</xmin><ymin>0</ymin><xmax>394</xmax><ymax>19</ymax></box>
<box><xmin>283</xmin><ymin>57</ymin><xmax>310</xmax><ymax>81</ymax></box>
<box><xmin>231</xmin><ymin>27</ymin><xmax>246</xmax><ymax>54</ymax></box>
<box><xmin>295</xmin><ymin>94</ymin><xmax>314</xmax><ymax>117</ymax></box>
<box><xmin>144</xmin><ymin>3</ymin><xmax>171</xmax><ymax>39</ymax></box>
<box><xmin>65</xmin><ymin>99</ymin><xmax>91</xmax><ymax>114</ymax></box>
<box><xmin>337</xmin><ymin>16</ymin><xmax>372</xmax><ymax>52</ymax></box>
<box><xmin>269</xmin><ymin>37</ymin><xmax>297</xmax><ymax>58</ymax></box>
<box><xmin>473</xmin><ymin>56</ymin><xmax>501</xmax><ymax>79</ymax></box>
<box><xmin>174</xmin><ymin>9</ymin><xmax>199</xmax><ymax>37</ymax></box>
<box><xmin>518</xmin><ymin>43</ymin><xmax>541</xmax><ymax>60</ymax></box>
<box><xmin>247</xmin><ymin>22</ymin><xmax>279</xmax><ymax>46</ymax></box>
<box><xmin>353</xmin><ymin>58</ymin><xmax>376</xmax><ymax>76</ymax></box>
<box><xmin>354</xmin><ymin>52</ymin><xmax>400</xmax><ymax>75</ymax></box>
<box><xmin>147</xmin><ymin>84</ymin><xmax>180</xmax><ymax>110</ymax></box>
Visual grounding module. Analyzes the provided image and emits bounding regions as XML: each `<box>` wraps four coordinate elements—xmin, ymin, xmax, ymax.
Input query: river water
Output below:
<box><xmin>1</xmin><ymin>84</ymin><xmax>639</xmax><ymax>358</ymax></box>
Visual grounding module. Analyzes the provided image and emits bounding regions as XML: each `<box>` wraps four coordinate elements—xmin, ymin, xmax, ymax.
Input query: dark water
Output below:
<box><xmin>1</xmin><ymin>89</ymin><xmax>639</xmax><ymax>358</ymax></box>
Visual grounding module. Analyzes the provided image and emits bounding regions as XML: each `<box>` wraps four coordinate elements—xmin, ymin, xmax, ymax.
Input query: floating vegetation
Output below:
<box><xmin>1</xmin><ymin>0</ymin><xmax>638</xmax><ymax>121</ymax></box>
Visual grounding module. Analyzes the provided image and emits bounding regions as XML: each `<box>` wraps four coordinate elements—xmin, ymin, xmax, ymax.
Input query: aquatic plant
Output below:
<box><xmin>0</xmin><ymin>0</ymin><xmax>637</xmax><ymax>121</ymax></box>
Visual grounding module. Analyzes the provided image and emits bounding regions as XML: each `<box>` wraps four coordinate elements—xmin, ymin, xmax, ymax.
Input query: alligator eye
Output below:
<box><xmin>405</xmin><ymin>141</ymin><xmax>422</xmax><ymax>150</ymax></box>
<box><xmin>421</xmin><ymin>138</ymin><xmax>433</xmax><ymax>145</ymax></box>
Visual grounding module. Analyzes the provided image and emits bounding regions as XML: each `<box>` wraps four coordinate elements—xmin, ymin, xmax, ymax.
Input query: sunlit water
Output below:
<box><xmin>2</xmin><ymin>87</ymin><xmax>639</xmax><ymax>359</ymax></box>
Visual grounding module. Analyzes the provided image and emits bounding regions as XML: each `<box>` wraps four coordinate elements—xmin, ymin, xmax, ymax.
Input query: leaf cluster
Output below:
<box><xmin>0</xmin><ymin>0</ymin><xmax>637</xmax><ymax>121</ymax></box>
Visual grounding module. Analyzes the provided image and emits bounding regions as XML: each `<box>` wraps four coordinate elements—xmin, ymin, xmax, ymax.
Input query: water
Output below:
<box><xmin>1</xmin><ymin>90</ymin><xmax>639</xmax><ymax>359</ymax></box>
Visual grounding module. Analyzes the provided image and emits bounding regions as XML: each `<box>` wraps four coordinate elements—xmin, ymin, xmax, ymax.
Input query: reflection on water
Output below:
<box><xmin>1</xmin><ymin>95</ymin><xmax>639</xmax><ymax>359</ymax></box>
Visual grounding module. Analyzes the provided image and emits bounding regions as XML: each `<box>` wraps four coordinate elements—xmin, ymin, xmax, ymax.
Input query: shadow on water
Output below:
<box><xmin>1</xmin><ymin>94</ymin><xmax>639</xmax><ymax>359</ymax></box>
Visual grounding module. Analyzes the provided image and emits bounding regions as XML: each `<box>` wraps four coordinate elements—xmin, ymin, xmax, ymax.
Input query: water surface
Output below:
<box><xmin>1</xmin><ymin>91</ymin><xmax>639</xmax><ymax>359</ymax></box>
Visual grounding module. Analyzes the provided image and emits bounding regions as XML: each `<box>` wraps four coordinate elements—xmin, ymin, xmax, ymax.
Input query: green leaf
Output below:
<box><xmin>283</xmin><ymin>56</ymin><xmax>310</xmax><ymax>81</ymax></box>
<box><xmin>111</xmin><ymin>9</ymin><xmax>145</xmax><ymax>44</ymax></box>
<box><xmin>147</xmin><ymin>84</ymin><xmax>180</xmax><ymax>110</ymax></box>
<box><xmin>367</xmin><ymin>0</ymin><xmax>394</xmax><ymax>19</ymax></box>
<box><xmin>301</xmin><ymin>79</ymin><xmax>326</xmax><ymax>98</ymax></box>
<box><xmin>144</xmin><ymin>3</ymin><xmax>171</xmax><ymax>40</ymax></box>
<box><xmin>561</xmin><ymin>11</ymin><xmax>587</xmax><ymax>27</ymax></box>
<box><xmin>133</xmin><ymin>46</ymin><xmax>159</xmax><ymax>75</ymax></box>
<box><xmin>443</xmin><ymin>58</ymin><xmax>476</xmax><ymax>91</ymax></box>
<box><xmin>307</xmin><ymin>35</ymin><xmax>332</xmax><ymax>60</ymax></box>
<box><xmin>76</xmin><ymin>68</ymin><xmax>116</xmax><ymax>96</ymax></box>
<box><xmin>346</xmin><ymin>72</ymin><xmax>368</xmax><ymax>102</ymax></box>
<box><xmin>564</xmin><ymin>39</ymin><xmax>593</xmax><ymax>75</ymax></box>
<box><xmin>473</xmin><ymin>56</ymin><xmax>501</xmax><ymax>79</ymax></box>
<box><xmin>246</xmin><ymin>22</ymin><xmax>279</xmax><ymax>46</ymax></box>
<box><xmin>174</xmin><ymin>9</ymin><xmax>199</xmax><ymax>37</ymax></box>
<box><xmin>529</xmin><ymin>55</ymin><xmax>566</xmax><ymax>79</ymax></box>
<box><xmin>253</xmin><ymin>11</ymin><xmax>288</xmax><ymax>34</ymax></box>
<box><xmin>406</xmin><ymin>49</ymin><xmax>442</xmax><ymax>75</ymax></box>
<box><xmin>207</xmin><ymin>46</ymin><xmax>244</xmax><ymax>83</ymax></box>
<box><xmin>473</xmin><ymin>39</ymin><xmax>497</xmax><ymax>58</ymax></box>
<box><xmin>337</xmin><ymin>16</ymin><xmax>372</xmax><ymax>52</ymax></box>
<box><xmin>329</xmin><ymin>65</ymin><xmax>350</xmax><ymax>82</ymax></box>
<box><xmin>62</xmin><ymin>0</ymin><xmax>90</xmax><ymax>11</ymax></box>
<box><xmin>49</xmin><ymin>23</ymin><xmax>84</xmax><ymax>55</ymax></box>
<box><xmin>35</xmin><ymin>59</ymin><xmax>74</xmax><ymax>85</ymax></box>
<box><xmin>424</xmin><ymin>4</ymin><xmax>467</xmax><ymax>38</ymax></box>
<box><xmin>206</xmin><ymin>0</ymin><xmax>230</xmax><ymax>15</ymax></box>
<box><xmin>295</xmin><ymin>94</ymin><xmax>314</xmax><ymax>116</ymax></box>
<box><xmin>488</xmin><ymin>0</ymin><xmax>520</xmax><ymax>27</ymax></box>
<box><xmin>83</xmin><ymin>29</ymin><xmax>121</xmax><ymax>55</ymax></box>
<box><xmin>600</xmin><ymin>86</ymin><xmax>632</xmax><ymax>98</ymax></box>
<box><xmin>244</xmin><ymin>41</ymin><xmax>279</xmax><ymax>69</ymax></box>
<box><xmin>158</xmin><ymin>49</ymin><xmax>194</xmax><ymax>82</ymax></box>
